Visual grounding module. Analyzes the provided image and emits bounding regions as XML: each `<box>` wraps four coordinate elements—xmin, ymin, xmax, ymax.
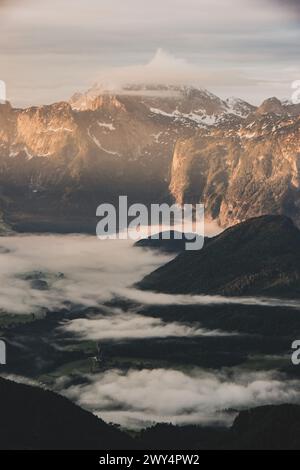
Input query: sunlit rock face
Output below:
<box><xmin>0</xmin><ymin>85</ymin><xmax>299</xmax><ymax>228</ymax></box>
<box><xmin>0</xmin><ymin>85</ymin><xmax>254</xmax><ymax>219</ymax></box>
<box><xmin>170</xmin><ymin>111</ymin><xmax>300</xmax><ymax>228</ymax></box>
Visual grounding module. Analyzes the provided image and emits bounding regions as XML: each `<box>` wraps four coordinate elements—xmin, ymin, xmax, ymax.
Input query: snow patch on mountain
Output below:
<box><xmin>97</xmin><ymin>121</ymin><xmax>116</xmax><ymax>131</ymax></box>
<box><xmin>87</xmin><ymin>127</ymin><xmax>121</xmax><ymax>156</ymax></box>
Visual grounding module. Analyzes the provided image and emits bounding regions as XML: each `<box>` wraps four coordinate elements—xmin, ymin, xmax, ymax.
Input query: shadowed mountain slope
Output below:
<box><xmin>140</xmin><ymin>405</ymin><xmax>300</xmax><ymax>450</ymax></box>
<box><xmin>138</xmin><ymin>215</ymin><xmax>300</xmax><ymax>297</ymax></box>
<box><xmin>0</xmin><ymin>377</ymin><xmax>133</xmax><ymax>450</ymax></box>
<box><xmin>135</xmin><ymin>231</ymin><xmax>205</xmax><ymax>253</ymax></box>
<box><xmin>2</xmin><ymin>377</ymin><xmax>300</xmax><ymax>450</ymax></box>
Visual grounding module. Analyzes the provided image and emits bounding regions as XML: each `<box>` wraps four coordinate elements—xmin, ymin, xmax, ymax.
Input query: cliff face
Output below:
<box><xmin>0</xmin><ymin>85</ymin><xmax>300</xmax><ymax>229</ymax></box>
<box><xmin>0</xmin><ymin>97</ymin><xmax>186</xmax><ymax>220</ymax></box>
<box><xmin>170</xmin><ymin>112</ymin><xmax>300</xmax><ymax>227</ymax></box>
<box><xmin>0</xmin><ymin>86</ymin><xmax>255</xmax><ymax>223</ymax></box>
<box><xmin>0</xmin><ymin>98</ymin><xmax>179</xmax><ymax>187</ymax></box>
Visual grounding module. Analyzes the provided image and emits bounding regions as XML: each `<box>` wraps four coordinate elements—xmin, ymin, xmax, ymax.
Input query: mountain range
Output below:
<box><xmin>170</xmin><ymin>97</ymin><xmax>300</xmax><ymax>227</ymax></box>
<box><xmin>0</xmin><ymin>84</ymin><xmax>299</xmax><ymax>231</ymax></box>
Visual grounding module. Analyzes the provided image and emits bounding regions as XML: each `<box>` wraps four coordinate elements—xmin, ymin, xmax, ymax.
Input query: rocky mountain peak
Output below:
<box><xmin>225</xmin><ymin>97</ymin><xmax>256</xmax><ymax>118</ymax></box>
<box><xmin>69</xmin><ymin>83</ymin><xmax>255</xmax><ymax>121</ymax></box>
<box><xmin>257</xmin><ymin>97</ymin><xmax>285</xmax><ymax>115</ymax></box>
<box><xmin>0</xmin><ymin>101</ymin><xmax>12</xmax><ymax>112</ymax></box>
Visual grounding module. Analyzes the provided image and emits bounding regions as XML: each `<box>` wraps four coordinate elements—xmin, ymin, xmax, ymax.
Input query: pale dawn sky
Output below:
<box><xmin>0</xmin><ymin>0</ymin><xmax>299</xmax><ymax>106</ymax></box>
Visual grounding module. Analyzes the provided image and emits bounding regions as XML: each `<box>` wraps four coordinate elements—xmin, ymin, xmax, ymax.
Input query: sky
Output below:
<box><xmin>0</xmin><ymin>0</ymin><xmax>299</xmax><ymax>106</ymax></box>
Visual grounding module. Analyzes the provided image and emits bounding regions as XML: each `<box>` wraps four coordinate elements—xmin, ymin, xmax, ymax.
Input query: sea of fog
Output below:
<box><xmin>0</xmin><ymin>233</ymin><xmax>299</xmax><ymax>316</ymax></box>
<box><xmin>1</xmin><ymin>231</ymin><xmax>300</xmax><ymax>429</ymax></box>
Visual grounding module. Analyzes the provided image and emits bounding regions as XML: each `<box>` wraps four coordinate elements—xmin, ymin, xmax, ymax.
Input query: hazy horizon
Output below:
<box><xmin>0</xmin><ymin>0</ymin><xmax>299</xmax><ymax>107</ymax></box>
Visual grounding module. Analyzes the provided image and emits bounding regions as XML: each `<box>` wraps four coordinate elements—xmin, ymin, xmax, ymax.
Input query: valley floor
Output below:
<box><xmin>0</xmin><ymin>230</ymin><xmax>300</xmax><ymax>448</ymax></box>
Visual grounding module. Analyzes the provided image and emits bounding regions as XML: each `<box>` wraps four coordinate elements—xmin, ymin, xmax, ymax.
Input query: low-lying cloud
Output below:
<box><xmin>0</xmin><ymin>235</ymin><xmax>171</xmax><ymax>315</ymax></box>
<box><xmin>62</xmin><ymin>309</ymin><xmax>230</xmax><ymax>341</ymax></box>
<box><xmin>63</xmin><ymin>368</ymin><xmax>300</xmax><ymax>429</ymax></box>
<box><xmin>0</xmin><ymin>234</ymin><xmax>299</xmax><ymax>316</ymax></box>
<box><xmin>115</xmin><ymin>288</ymin><xmax>300</xmax><ymax>310</ymax></box>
